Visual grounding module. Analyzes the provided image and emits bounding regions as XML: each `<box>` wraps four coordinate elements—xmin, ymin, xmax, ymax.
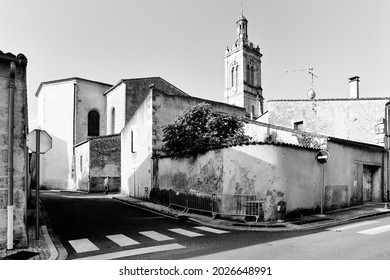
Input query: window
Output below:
<box><xmin>80</xmin><ymin>156</ymin><xmax>83</xmax><ymax>172</ymax></box>
<box><xmin>235</xmin><ymin>65</ymin><xmax>239</xmax><ymax>86</ymax></box>
<box><xmin>88</xmin><ymin>110</ymin><xmax>100</xmax><ymax>136</ymax></box>
<box><xmin>251</xmin><ymin>105</ymin><xmax>255</xmax><ymax>117</ymax></box>
<box><xmin>231</xmin><ymin>67</ymin><xmax>235</xmax><ymax>87</ymax></box>
<box><xmin>294</xmin><ymin>121</ymin><xmax>304</xmax><ymax>131</ymax></box>
<box><xmin>111</xmin><ymin>107</ymin><xmax>116</xmax><ymax>134</ymax></box>
<box><xmin>131</xmin><ymin>130</ymin><xmax>138</xmax><ymax>153</ymax></box>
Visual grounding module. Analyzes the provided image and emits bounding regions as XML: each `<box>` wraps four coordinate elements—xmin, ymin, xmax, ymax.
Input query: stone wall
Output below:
<box><xmin>89</xmin><ymin>135</ymin><xmax>121</xmax><ymax>192</ymax></box>
<box><xmin>0</xmin><ymin>52</ymin><xmax>28</xmax><ymax>248</ymax></box>
<box><xmin>267</xmin><ymin>98</ymin><xmax>388</xmax><ymax>145</ymax></box>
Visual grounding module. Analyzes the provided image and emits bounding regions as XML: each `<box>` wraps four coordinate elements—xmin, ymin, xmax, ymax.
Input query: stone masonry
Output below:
<box><xmin>0</xmin><ymin>51</ymin><xmax>28</xmax><ymax>248</ymax></box>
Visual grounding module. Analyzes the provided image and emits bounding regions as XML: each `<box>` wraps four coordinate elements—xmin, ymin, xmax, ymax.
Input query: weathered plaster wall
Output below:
<box><xmin>267</xmin><ymin>98</ymin><xmax>388</xmax><ymax>145</ymax></box>
<box><xmin>326</xmin><ymin>141</ymin><xmax>383</xmax><ymax>207</ymax></box>
<box><xmin>75</xmin><ymin>141</ymin><xmax>90</xmax><ymax>192</ymax></box>
<box><xmin>106</xmin><ymin>83</ymin><xmax>126</xmax><ymax>134</ymax></box>
<box><xmin>158</xmin><ymin>144</ymin><xmax>322</xmax><ymax>221</ymax></box>
<box><xmin>75</xmin><ymin>81</ymin><xmax>110</xmax><ymax>143</ymax></box>
<box><xmin>0</xmin><ymin>53</ymin><xmax>28</xmax><ymax>248</ymax></box>
<box><xmin>121</xmin><ymin>94</ymin><xmax>152</xmax><ymax>198</ymax></box>
<box><xmin>89</xmin><ymin>135</ymin><xmax>121</xmax><ymax>192</ymax></box>
<box><xmin>37</xmin><ymin>81</ymin><xmax>75</xmax><ymax>190</ymax></box>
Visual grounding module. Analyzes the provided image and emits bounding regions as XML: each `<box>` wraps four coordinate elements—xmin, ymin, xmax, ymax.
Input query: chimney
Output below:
<box><xmin>349</xmin><ymin>76</ymin><xmax>360</xmax><ymax>98</ymax></box>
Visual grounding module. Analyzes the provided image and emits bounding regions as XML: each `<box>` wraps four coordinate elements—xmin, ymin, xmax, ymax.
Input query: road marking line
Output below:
<box><xmin>68</xmin><ymin>238</ymin><xmax>99</xmax><ymax>253</ymax></box>
<box><xmin>194</xmin><ymin>226</ymin><xmax>230</xmax><ymax>234</ymax></box>
<box><xmin>329</xmin><ymin>221</ymin><xmax>378</xmax><ymax>232</ymax></box>
<box><xmin>168</xmin><ymin>228</ymin><xmax>204</xmax><ymax>237</ymax></box>
<box><xmin>76</xmin><ymin>243</ymin><xmax>186</xmax><ymax>260</ymax></box>
<box><xmin>107</xmin><ymin>234</ymin><xmax>140</xmax><ymax>247</ymax></box>
<box><xmin>357</xmin><ymin>224</ymin><xmax>390</xmax><ymax>235</ymax></box>
<box><xmin>139</xmin><ymin>231</ymin><xmax>174</xmax><ymax>241</ymax></box>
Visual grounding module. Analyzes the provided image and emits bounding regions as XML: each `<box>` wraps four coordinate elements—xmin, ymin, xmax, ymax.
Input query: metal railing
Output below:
<box><xmin>168</xmin><ymin>190</ymin><xmax>264</xmax><ymax>222</ymax></box>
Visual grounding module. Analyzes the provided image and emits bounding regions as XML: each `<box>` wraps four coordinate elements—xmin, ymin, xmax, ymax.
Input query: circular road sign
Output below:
<box><xmin>26</xmin><ymin>129</ymin><xmax>53</xmax><ymax>154</ymax></box>
<box><xmin>316</xmin><ymin>150</ymin><xmax>330</xmax><ymax>164</ymax></box>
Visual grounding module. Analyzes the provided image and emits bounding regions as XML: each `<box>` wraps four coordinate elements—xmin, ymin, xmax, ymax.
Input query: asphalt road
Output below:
<box><xmin>40</xmin><ymin>191</ymin><xmax>390</xmax><ymax>260</ymax></box>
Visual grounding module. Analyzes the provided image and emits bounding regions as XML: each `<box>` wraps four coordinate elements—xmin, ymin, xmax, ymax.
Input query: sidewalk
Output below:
<box><xmin>2</xmin><ymin>193</ymin><xmax>389</xmax><ymax>260</ymax></box>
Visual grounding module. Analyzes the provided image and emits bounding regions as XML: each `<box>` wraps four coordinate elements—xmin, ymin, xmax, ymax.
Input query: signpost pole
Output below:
<box><xmin>35</xmin><ymin>129</ymin><xmax>40</xmax><ymax>240</ymax></box>
<box><xmin>321</xmin><ymin>165</ymin><xmax>324</xmax><ymax>215</ymax></box>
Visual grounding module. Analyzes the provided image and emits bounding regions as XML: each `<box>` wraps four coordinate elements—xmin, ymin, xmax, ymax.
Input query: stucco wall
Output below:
<box><xmin>75</xmin><ymin>81</ymin><xmax>110</xmax><ymax>143</ymax></box>
<box><xmin>121</xmin><ymin>94</ymin><xmax>152</xmax><ymax>198</ymax></box>
<box><xmin>37</xmin><ymin>81</ymin><xmax>75</xmax><ymax>190</ymax></box>
<box><xmin>0</xmin><ymin>53</ymin><xmax>28</xmax><ymax>248</ymax></box>
<box><xmin>158</xmin><ymin>144</ymin><xmax>322</xmax><ymax>221</ymax></box>
<box><xmin>89</xmin><ymin>135</ymin><xmax>121</xmax><ymax>192</ymax></box>
<box><xmin>158</xmin><ymin>141</ymin><xmax>385</xmax><ymax>220</ymax></box>
<box><xmin>267</xmin><ymin>98</ymin><xmax>388</xmax><ymax>145</ymax></box>
<box><xmin>325</xmin><ymin>141</ymin><xmax>383</xmax><ymax>207</ymax></box>
<box><xmin>106</xmin><ymin>83</ymin><xmax>126</xmax><ymax>135</ymax></box>
<box><xmin>75</xmin><ymin>141</ymin><xmax>90</xmax><ymax>192</ymax></box>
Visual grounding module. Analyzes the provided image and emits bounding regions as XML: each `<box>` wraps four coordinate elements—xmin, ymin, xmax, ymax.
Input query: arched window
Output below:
<box><xmin>111</xmin><ymin>107</ymin><xmax>116</xmax><ymax>134</ymax></box>
<box><xmin>235</xmin><ymin>65</ymin><xmax>239</xmax><ymax>86</ymax></box>
<box><xmin>88</xmin><ymin>110</ymin><xmax>100</xmax><ymax>137</ymax></box>
<box><xmin>250</xmin><ymin>66</ymin><xmax>255</xmax><ymax>85</ymax></box>
<box><xmin>246</xmin><ymin>64</ymin><xmax>250</xmax><ymax>84</ymax></box>
<box><xmin>231</xmin><ymin>67</ymin><xmax>235</xmax><ymax>87</ymax></box>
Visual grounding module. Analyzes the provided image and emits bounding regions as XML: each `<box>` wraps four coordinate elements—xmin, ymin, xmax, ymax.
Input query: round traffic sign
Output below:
<box><xmin>316</xmin><ymin>150</ymin><xmax>330</xmax><ymax>164</ymax></box>
<box><xmin>26</xmin><ymin>129</ymin><xmax>53</xmax><ymax>154</ymax></box>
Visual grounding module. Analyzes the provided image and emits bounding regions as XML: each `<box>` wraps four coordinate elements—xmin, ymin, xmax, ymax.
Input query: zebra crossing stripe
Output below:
<box><xmin>168</xmin><ymin>228</ymin><xmax>204</xmax><ymax>237</ymax></box>
<box><xmin>76</xmin><ymin>243</ymin><xmax>186</xmax><ymax>260</ymax></box>
<box><xmin>357</xmin><ymin>224</ymin><xmax>390</xmax><ymax>235</ymax></box>
<box><xmin>330</xmin><ymin>220</ymin><xmax>378</xmax><ymax>232</ymax></box>
<box><xmin>139</xmin><ymin>231</ymin><xmax>174</xmax><ymax>241</ymax></box>
<box><xmin>194</xmin><ymin>226</ymin><xmax>229</xmax><ymax>234</ymax></box>
<box><xmin>107</xmin><ymin>234</ymin><xmax>140</xmax><ymax>247</ymax></box>
<box><xmin>68</xmin><ymin>238</ymin><xmax>99</xmax><ymax>253</ymax></box>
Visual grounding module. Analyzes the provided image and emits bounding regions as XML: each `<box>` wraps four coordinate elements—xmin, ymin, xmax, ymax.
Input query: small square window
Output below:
<box><xmin>294</xmin><ymin>121</ymin><xmax>304</xmax><ymax>131</ymax></box>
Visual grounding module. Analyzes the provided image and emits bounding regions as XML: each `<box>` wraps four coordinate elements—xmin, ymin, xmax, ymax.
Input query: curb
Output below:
<box><xmin>39</xmin><ymin>200</ymin><xmax>68</xmax><ymax>260</ymax></box>
<box><xmin>113</xmin><ymin>196</ymin><xmax>390</xmax><ymax>232</ymax></box>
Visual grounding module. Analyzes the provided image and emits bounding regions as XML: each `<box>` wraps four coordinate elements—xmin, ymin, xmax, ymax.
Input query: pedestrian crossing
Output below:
<box><xmin>329</xmin><ymin>219</ymin><xmax>390</xmax><ymax>236</ymax></box>
<box><xmin>67</xmin><ymin>226</ymin><xmax>229</xmax><ymax>257</ymax></box>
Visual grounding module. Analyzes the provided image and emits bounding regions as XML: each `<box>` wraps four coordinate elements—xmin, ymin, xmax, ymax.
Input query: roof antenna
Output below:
<box><xmin>285</xmin><ymin>67</ymin><xmax>319</xmax><ymax>99</ymax></box>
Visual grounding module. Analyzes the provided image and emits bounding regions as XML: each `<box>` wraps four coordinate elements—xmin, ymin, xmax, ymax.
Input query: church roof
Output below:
<box><xmin>35</xmin><ymin>77</ymin><xmax>113</xmax><ymax>97</ymax></box>
<box><xmin>103</xmin><ymin>76</ymin><xmax>189</xmax><ymax>97</ymax></box>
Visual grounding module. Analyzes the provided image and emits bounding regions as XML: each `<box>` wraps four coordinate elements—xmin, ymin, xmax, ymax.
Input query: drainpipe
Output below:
<box><xmin>7</xmin><ymin>62</ymin><xmax>16</xmax><ymax>250</ymax></box>
<box><xmin>385</xmin><ymin>102</ymin><xmax>390</xmax><ymax>202</ymax></box>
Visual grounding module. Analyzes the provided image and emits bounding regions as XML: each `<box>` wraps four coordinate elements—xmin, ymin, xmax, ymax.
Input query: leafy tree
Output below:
<box><xmin>162</xmin><ymin>103</ymin><xmax>251</xmax><ymax>157</ymax></box>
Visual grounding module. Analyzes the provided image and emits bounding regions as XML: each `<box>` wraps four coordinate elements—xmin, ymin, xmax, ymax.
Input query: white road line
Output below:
<box><xmin>357</xmin><ymin>224</ymin><xmax>390</xmax><ymax>235</ymax></box>
<box><xmin>329</xmin><ymin>221</ymin><xmax>378</xmax><ymax>232</ymax></box>
<box><xmin>107</xmin><ymin>234</ymin><xmax>140</xmax><ymax>247</ymax></box>
<box><xmin>68</xmin><ymin>238</ymin><xmax>99</xmax><ymax>253</ymax></box>
<box><xmin>76</xmin><ymin>243</ymin><xmax>186</xmax><ymax>260</ymax></box>
<box><xmin>139</xmin><ymin>231</ymin><xmax>174</xmax><ymax>241</ymax></box>
<box><xmin>168</xmin><ymin>228</ymin><xmax>204</xmax><ymax>237</ymax></box>
<box><xmin>194</xmin><ymin>226</ymin><xmax>230</xmax><ymax>234</ymax></box>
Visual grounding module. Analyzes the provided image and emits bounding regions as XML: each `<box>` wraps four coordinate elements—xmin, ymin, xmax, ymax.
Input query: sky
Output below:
<box><xmin>1</xmin><ymin>0</ymin><xmax>390</xmax><ymax>129</ymax></box>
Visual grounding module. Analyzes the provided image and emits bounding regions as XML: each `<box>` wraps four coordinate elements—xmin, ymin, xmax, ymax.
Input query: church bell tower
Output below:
<box><xmin>223</xmin><ymin>10</ymin><xmax>263</xmax><ymax>118</ymax></box>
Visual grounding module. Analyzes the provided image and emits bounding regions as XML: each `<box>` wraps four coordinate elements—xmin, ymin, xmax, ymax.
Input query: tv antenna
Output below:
<box><xmin>285</xmin><ymin>67</ymin><xmax>318</xmax><ymax>99</ymax></box>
